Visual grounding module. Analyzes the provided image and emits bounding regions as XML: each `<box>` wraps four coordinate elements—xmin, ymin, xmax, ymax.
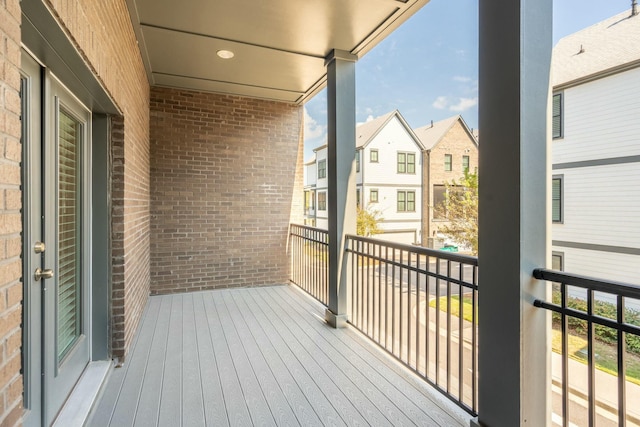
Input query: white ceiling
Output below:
<box><xmin>126</xmin><ymin>0</ymin><xmax>429</xmax><ymax>104</ymax></box>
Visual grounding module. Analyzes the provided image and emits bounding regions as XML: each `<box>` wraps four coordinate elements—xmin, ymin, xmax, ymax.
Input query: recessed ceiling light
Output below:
<box><xmin>217</xmin><ymin>50</ymin><xmax>235</xmax><ymax>59</ymax></box>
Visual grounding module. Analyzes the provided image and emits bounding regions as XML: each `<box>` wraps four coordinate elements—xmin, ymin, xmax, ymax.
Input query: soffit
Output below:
<box><xmin>127</xmin><ymin>0</ymin><xmax>429</xmax><ymax>104</ymax></box>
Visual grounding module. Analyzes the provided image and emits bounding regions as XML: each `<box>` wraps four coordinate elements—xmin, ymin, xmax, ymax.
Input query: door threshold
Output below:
<box><xmin>52</xmin><ymin>360</ymin><xmax>112</xmax><ymax>427</ymax></box>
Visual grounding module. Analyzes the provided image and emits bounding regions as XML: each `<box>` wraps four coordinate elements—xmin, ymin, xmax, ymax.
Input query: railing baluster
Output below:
<box><xmin>562</xmin><ymin>281</ymin><xmax>569</xmax><ymax>427</ymax></box>
<box><xmin>458</xmin><ymin>262</ymin><xmax>464</xmax><ymax>402</ymax></box>
<box><xmin>533</xmin><ymin>269</ymin><xmax>640</xmax><ymax>427</ymax></box>
<box><xmin>407</xmin><ymin>250</ymin><xmax>412</xmax><ymax>367</ymax></box>
<box><xmin>587</xmin><ymin>289</ymin><xmax>595</xmax><ymax>427</ymax></box>
<box><xmin>291</xmin><ymin>228</ymin><xmax>480</xmax><ymax>417</ymax></box>
<box><xmin>618</xmin><ymin>294</ymin><xmax>626</xmax><ymax>427</ymax></box>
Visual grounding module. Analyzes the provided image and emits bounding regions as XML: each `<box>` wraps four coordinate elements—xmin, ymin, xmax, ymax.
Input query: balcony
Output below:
<box><xmin>87</xmin><ymin>224</ymin><xmax>639</xmax><ymax>426</ymax></box>
<box><xmin>88</xmin><ymin>284</ymin><xmax>470</xmax><ymax>426</ymax></box>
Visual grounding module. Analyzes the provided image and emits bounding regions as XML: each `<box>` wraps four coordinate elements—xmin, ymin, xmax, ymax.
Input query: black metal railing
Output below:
<box><xmin>534</xmin><ymin>268</ymin><xmax>640</xmax><ymax>427</ymax></box>
<box><xmin>289</xmin><ymin>224</ymin><xmax>329</xmax><ymax>305</ymax></box>
<box><xmin>346</xmin><ymin>235</ymin><xmax>479</xmax><ymax>416</ymax></box>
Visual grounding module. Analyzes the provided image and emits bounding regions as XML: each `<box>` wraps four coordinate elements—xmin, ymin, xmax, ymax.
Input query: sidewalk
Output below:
<box><xmin>551</xmin><ymin>352</ymin><xmax>640</xmax><ymax>424</ymax></box>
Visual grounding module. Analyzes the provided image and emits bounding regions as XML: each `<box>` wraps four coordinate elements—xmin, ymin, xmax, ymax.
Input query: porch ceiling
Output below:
<box><xmin>125</xmin><ymin>0</ymin><xmax>429</xmax><ymax>104</ymax></box>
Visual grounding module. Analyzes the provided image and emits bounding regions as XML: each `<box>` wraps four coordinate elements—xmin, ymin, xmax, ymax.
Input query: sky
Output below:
<box><xmin>303</xmin><ymin>0</ymin><xmax>633</xmax><ymax>161</ymax></box>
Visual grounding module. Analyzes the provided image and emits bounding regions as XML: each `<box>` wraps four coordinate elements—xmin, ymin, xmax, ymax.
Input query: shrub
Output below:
<box><xmin>551</xmin><ymin>290</ymin><xmax>640</xmax><ymax>355</ymax></box>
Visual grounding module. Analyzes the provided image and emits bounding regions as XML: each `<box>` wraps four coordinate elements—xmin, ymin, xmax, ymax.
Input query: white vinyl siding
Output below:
<box><xmin>551</xmin><ymin>246</ymin><xmax>640</xmax><ymax>285</ymax></box>
<box><xmin>552</xmin><ymin>68</ymin><xmax>640</xmax><ymax>164</ymax></box>
<box><xmin>551</xmin><ymin>164</ymin><xmax>640</xmax><ymax>248</ymax></box>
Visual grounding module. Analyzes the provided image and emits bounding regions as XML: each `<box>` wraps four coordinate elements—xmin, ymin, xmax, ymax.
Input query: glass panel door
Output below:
<box><xmin>57</xmin><ymin>109</ymin><xmax>82</xmax><ymax>360</ymax></box>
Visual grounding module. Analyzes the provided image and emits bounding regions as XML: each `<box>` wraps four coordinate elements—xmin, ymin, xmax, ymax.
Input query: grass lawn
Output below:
<box><xmin>429</xmin><ymin>294</ymin><xmax>476</xmax><ymax>323</ymax></box>
<box><xmin>430</xmin><ymin>295</ymin><xmax>640</xmax><ymax>384</ymax></box>
<box><xmin>551</xmin><ymin>328</ymin><xmax>640</xmax><ymax>385</ymax></box>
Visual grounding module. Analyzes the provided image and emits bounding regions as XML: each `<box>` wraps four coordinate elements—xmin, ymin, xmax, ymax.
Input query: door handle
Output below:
<box><xmin>34</xmin><ymin>268</ymin><xmax>54</xmax><ymax>281</ymax></box>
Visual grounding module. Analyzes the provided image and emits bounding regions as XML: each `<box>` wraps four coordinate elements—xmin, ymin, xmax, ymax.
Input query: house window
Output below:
<box><xmin>553</xmin><ymin>93</ymin><xmax>563</xmax><ymax>139</ymax></box>
<box><xmin>357</xmin><ymin>189</ymin><xmax>361</xmax><ymax>207</ymax></box>
<box><xmin>397</xmin><ymin>190</ymin><xmax>415</xmax><ymax>212</ymax></box>
<box><xmin>318</xmin><ymin>159</ymin><xmax>326</xmax><ymax>179</ymax></box>
<box><xmin>552</xmin><ymin>251</ymin><xmax>564</xmax><ymax>271</ymax></box>
<box><xmin>356</xmin><ymin>150</ymin><xmax>360</xmax><ymax>172</ymax></box>
<box><xmin>551</xmin><ymin>251</ymin><xmax>564</xmax><ymax>287</ymax></box>
<box><xmin>397</xmin><ymin>152</ymin><xmax>415</xmax><ymax>174</ymax></box>
<box><xmin>305</xmin><ymin>190</ymin><xmax>315</xmax><ymax>210</ymax></box>
<box><xmin>370</xmin><ymin>149</ymin><xmax>379</xmax><ymax>163</ymax></box>
<box><xmin>370</xmin><ymin>189</ymin><xmax>378</xmax><ymax>203</ymax></box>
<box><xmin>462</xmin><ymin>155</ymin><xmax>470</xmax><ymax>172</ymax></box>
<box><xmin>318</xmin><ymin>191</ymin><xmax>327</xmax><ymax>211</ymax></box>
<box><xmin>444</xmin><ymin>154</ymin><xmax>452</xmax><ymax>171</ymax></box>
<box><xmin>552</xmin><ymin>175</ymin><xmax>563</xmax><ymax>223</ymax></box>
<box><xmin>433</xmin><ymin>185</ymin><xmax>447</xmax><ymax>219</ymax></box>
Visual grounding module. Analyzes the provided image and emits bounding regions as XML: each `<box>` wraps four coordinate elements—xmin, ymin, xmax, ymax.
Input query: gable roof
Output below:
<box><xmin>355</xmin><ymin>110</ymin><xmax>424</xmax><ymax>150</ymax></box>
<box><xmin>413</xmin><ymin>115</ymin><xmax>477</xmax><ymax>150</ymax></box>
<box><xmin>552</xmin><ymin>9</ymin><xmax>640</xmax><ymax>88</ymax></box>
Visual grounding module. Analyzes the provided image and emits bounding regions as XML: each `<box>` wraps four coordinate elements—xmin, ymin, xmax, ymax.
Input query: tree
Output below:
<box><xmin>435</xmin><ymin>170</ymin><xmax>478</xmax><ymax>254</ymax></box>
<box><xmin>357</xmin><ymin>205</ymin><xmax>383</xmax><ymax>237</ymax></box>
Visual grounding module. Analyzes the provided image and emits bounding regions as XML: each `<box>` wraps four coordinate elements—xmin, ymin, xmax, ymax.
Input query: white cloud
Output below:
<box><xmin>432</xmin><ymin>96</ymin><xmax>448</xmax><ymax>110</ymax></box>
<box><xmin>304</xmin><ymin>107</ymin><xmax>326</xmax><ymax>140</ymax></box>
<box><xmin>366</xmin><ymin>115</ymin><xmax>374</xmax><ymax>122</ymax></box>
<box><xmin>453</xmin><ymin>76</ymin><xmax>472</xmax><ymax>83</ymax></box>
<box><xmin>449</xmin><ymin>97</ymin><xmax>478</xmax><ymax>112</ymax></box>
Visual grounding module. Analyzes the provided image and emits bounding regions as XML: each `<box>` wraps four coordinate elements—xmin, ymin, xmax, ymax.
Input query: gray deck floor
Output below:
<box><xmin>88</xmin><ymin>285</ymin><xmax>469</xmax><ymax>426</ymax></box>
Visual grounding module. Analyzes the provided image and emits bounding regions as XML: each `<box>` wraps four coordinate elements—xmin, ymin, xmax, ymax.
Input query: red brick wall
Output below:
<box><xmin>423</xmin><ymin>119</ymin><xmax>479</xmax><ymax>239</ymax></box>
<box><xmin>42</xmin><ymin>0</ymin><xmax>151</xmax><ymax>360</ymax></box>
<box><xmin>150</xmin><ymin>87</ymin><xmax>303</xmax><ymax>294</ymax></box>
<box><xmin>0</xmin><ymin>1</ymin><xmax>24</xmax><ymax>425</ymax></box>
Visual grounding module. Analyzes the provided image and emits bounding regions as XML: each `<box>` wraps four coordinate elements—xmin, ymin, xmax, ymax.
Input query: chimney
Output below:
<box><xmin>633</xmin><ymin>0</ymin><xmax>638</xmax><ymax>16</ymax></box>
<box><xmin>430</xmin><ymin>120</ymin><xmax>434</xmax><ymax>128</ymax></box>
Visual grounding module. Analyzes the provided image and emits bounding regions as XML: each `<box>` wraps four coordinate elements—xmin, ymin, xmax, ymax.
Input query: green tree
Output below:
<box><xmin>357</xmin><ymin>205</ymin><xmax>383</xmax><ymax>237</ymax></box>
<box><xmin>435</xmin><ymin>170</ymin><xmax>478</xmax><ymax>254</ymax></box>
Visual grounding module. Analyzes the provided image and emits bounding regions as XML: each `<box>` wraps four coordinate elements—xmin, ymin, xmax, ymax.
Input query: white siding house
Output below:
<box><xmin>303</xmin><ymin>156</ymin><xmax>317</xmax><ymax>226</ymax></box>
<box><xmin>305</xmin><ymin>110</ymin><xmax>424</xmax><ymax>245</ymax></box>
<box><xmin>551</xmin><ymin>9</ymin><xmax>640</xmax><ymax>284</ymax></box>
<box><xmin>356</xmin><ymin>111</ymin><xmax>424</xmax><ymax>244</ymax></box>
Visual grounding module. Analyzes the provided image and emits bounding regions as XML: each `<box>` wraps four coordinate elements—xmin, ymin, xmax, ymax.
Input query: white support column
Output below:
<box><xmin>476</xmin><ymin>0</ymin><xmax>552</xmax><ymax>426</ymax></box>
<box><xmin>325</xmin><ymin>49</ymin><xmax>357</xmax><ymax>328</ymax></box>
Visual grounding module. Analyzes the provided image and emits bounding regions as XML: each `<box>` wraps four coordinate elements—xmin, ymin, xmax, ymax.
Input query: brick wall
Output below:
<box><xmin>0</xmin><ymin>0</ymin><xmax>23</xmax><ymax>425</ymax></box>
<box><xmin>150</xmin><ymin>87</ymin><xmax>303</xmax><ymax>294</ymax></box>
<box><xmin>423</xmin><ymin>119</ymin><xmax>479</xmax><ymax>239</ymax></box>
<box><xmin>43</xmin><ymin>0</ymin><xmax>151</xmax><ymax>360</ymax></box>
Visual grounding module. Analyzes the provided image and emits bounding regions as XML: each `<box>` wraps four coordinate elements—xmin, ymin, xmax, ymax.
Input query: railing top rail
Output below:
<box><xmin>346</xmin><ymin>234</ymin><xmax>479</xmax><ymax>265</ymax></box>
<box><xmin>533</xmin><ymin>268</ymin><xmax>640</xmax><ymax>300</ymax></box>
<box><xmin>290</xmin><ymin>223</ymin><xmax>328</xmax><ymax>234</ymax></box>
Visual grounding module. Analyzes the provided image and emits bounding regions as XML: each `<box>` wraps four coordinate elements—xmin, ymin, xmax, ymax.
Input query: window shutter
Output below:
<box><xmin>552</xmin><ymin>94</ymin><xmax>562</xmax><ymax>138</ymax></box>
<box><xmin>552</xmin><ymin>177</ymin><xmax>562</xmax><ymax>222</ymax></box>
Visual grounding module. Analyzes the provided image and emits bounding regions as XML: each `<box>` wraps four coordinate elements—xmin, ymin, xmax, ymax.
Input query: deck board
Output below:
<box><xmin>88</xmin><ymin>285</ymin><xmax>469</xmax><ymax>426</ymax></box>
<box><xmin>193</xmin><ymin>293</ymin><xmax>229</xmax><ymax>427</ymax></box>
<box><xmin>134</xmin><ymin>295</ymin><xmax>172</xmax><ymax>426</ymax></box>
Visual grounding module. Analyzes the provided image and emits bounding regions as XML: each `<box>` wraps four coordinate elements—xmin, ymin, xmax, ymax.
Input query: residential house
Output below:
<box><xmin>303</xmin><ymin>155</ymin><xmax>317</xmax><ymax>226</ymax></box>
<box><xmin>306</xmin><ymin>110</ymin><xmax>425</xmax><ymax>245</ymax></box>
<box><xmin>551</xmin><ymin>8</ymin><xmax>640</xmax><ymax>284</ymax></box>
<box><xmin>414</xmin><ymin>115</ymin><xmax>479</xmax><ymax>249</ymax></box>
<box><xmin>0</xmin><ymin>0</ymin><xmax>572</xmax><ymax>426</ymax></box>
